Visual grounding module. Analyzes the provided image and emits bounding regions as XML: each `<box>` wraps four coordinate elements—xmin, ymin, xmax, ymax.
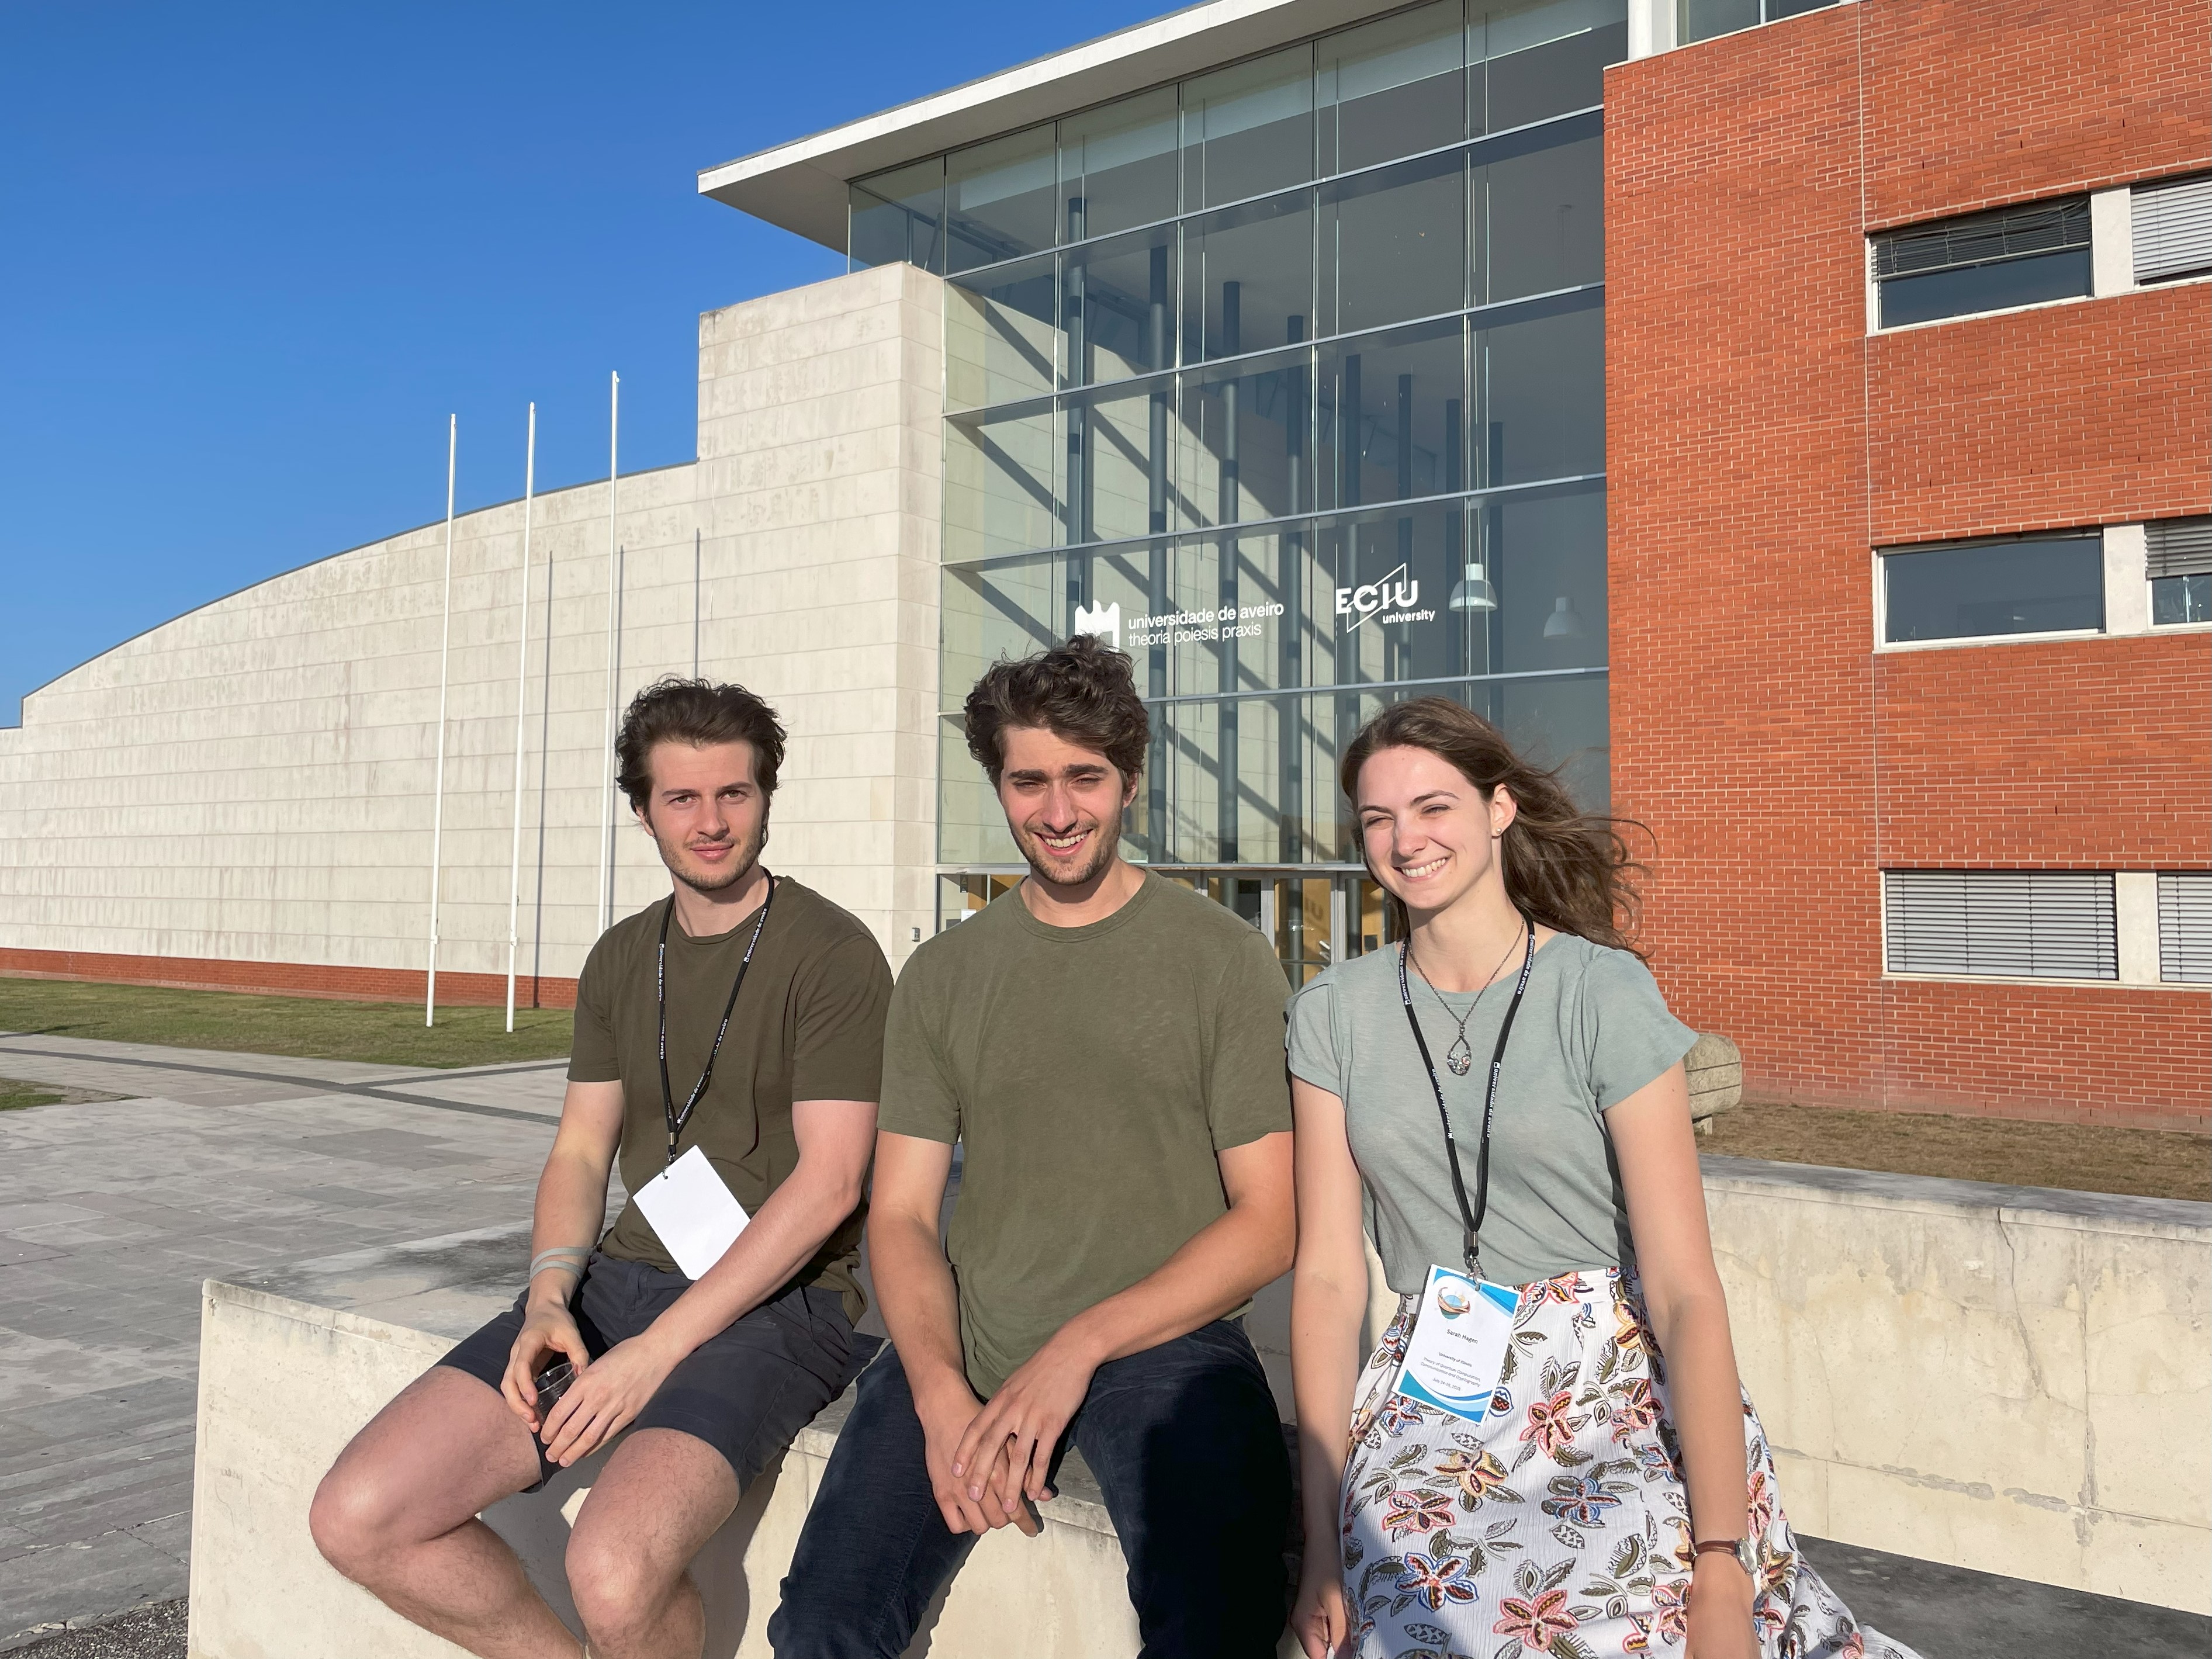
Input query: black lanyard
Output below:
<box><xmin>656</xmin><ymin>875</ymin><xmax>775</xmax><ymax>1165</ymax></box>
<box><xmin>1396</xmin><ymin>914</ymin><xmax>1536</xmax><ymax>1280</ymax></box>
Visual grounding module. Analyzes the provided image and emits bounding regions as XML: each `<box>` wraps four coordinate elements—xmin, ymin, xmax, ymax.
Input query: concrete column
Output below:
<box><xmin>2116</xmin><ymin>871</ymin><xmax>2160</xmax><ymax>985</ymax></box>
<box><xmin>2104</xmin><ymin>522</ymin><xmax>2150</xmax><ymax>635</ymax></box>
<box><xmin>2091</xmin><ymin>187</ymin><xmax>2135</xmax><ymax>297</ymax></box>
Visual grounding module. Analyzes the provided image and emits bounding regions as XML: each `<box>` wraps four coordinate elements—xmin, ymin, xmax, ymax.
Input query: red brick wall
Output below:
<box><xmin>1869</xmin><ymin>286</ymin><xmax>2212</xmax><ymax>540</ymax></box>
<box><xmin>1863</xmin><ymin>0</ymin><xmax>2212</xmax><ymax>224</ymax></box>
<box><xmin>0</xmin><ymin>947</ymin><xmax>577</xmax><ymax>1011</ymax></box>
<box><xmin>1607</xmin><ymin>0</ymin><xmax>2211</xmax><ymax>1131</ymax></box>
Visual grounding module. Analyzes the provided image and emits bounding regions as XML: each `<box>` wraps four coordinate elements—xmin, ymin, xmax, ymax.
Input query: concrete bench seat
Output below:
<box><xmin>186</xmin><ymin>1165</ymin><xmax>2210</xmax><ymax>1657</ymax></box>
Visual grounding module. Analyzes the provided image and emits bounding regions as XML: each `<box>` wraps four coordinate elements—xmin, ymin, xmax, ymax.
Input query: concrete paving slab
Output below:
<box><xmin>0</xmin><ymin>1048</ymin><xmax>561</xmax><ymax>1650</ymax></box>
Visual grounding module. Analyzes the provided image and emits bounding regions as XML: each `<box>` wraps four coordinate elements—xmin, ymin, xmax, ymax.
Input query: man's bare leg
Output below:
<box><xmin>310</xmin><ymin>1367</ymin><xmax>580</xmax><ymax>1659</ymax></box>
<box><xmin>563</xmin><ymin>1428</ymin><xmax>739</xmax><ymax>1659</ymax></box>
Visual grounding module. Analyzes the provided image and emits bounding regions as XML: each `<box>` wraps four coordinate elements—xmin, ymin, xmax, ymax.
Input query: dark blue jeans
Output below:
<box><xmin>767</xmin><ymin>1319</ymin><xmax>1290</xmax><ymax>1659</ymax></box>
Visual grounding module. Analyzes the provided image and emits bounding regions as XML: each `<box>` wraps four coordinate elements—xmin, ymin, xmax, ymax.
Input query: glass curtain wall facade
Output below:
<box><xmin>850</xmin><ymin>0</ymin><xmax>1626</xmax><ymax>981</ymax></box>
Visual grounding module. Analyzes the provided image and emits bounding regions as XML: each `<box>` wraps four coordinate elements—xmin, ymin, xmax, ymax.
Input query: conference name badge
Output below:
<box><xmin>1391</xmin><ymin>1264</ymin><xmax>1518</xmax><ymax>1420</ymax></box>
<box><xmin>632</xmin><ymin>1145</ymin><xmax>751</xmax><ymax>1280</ymax></box>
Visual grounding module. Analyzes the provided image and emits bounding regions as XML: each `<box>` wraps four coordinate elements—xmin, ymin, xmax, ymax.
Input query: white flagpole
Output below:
<box><xmin>597</xmin><ymin>371</ymin><xmax>619</xmax><ymax>934</ymax></box>
<box><xmin>504</xmin><ymin>403</ymin><xmax>535</xmax><ymax>1033</ymax></box>
<box><xmin>425</xmin><ymin>415</ymin><xmax>456</xmax><ymax>1028</ymax></box>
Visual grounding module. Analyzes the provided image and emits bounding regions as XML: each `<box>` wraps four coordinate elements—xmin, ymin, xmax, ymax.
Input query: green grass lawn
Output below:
<box><xmin>0</xmin><ymin>976</ymin><xmax>572</xmax><ymax>1070</ymax></box>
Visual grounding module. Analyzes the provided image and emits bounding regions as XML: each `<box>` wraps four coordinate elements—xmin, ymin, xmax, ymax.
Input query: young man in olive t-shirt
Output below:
<box><xmin>313</xmin><ymin>679</ymin><xmax>891</xmax><ymax>1659</ymax></box>
<box><xmin>770</xmin><ymin>637</ymin><xmax>1297</xmax><ymax>1659</ymax></box>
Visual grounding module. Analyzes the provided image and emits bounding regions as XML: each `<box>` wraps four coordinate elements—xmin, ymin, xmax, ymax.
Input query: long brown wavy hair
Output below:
<box><xmin>1340</xmin><ymin>697</ymin><xmax>1647</xmax><ymax>956</ymax></box>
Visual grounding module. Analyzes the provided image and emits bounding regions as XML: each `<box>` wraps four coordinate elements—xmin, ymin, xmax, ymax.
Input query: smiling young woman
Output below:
<box><xmin>1286</xmin><ymin>697</ymin><xmax>1915</xmax><ymax>1659</ymax></box>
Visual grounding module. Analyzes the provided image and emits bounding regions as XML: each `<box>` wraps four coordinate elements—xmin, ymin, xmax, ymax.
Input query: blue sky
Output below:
<box><xmin>0</xmin><ymin>1</ymin><xmax>1165</xmax><ymax>723</ymax></box>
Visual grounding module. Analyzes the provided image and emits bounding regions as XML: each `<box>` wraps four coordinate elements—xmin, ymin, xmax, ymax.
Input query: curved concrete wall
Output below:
<box><xmin>0</xmin><ymin>263</ymin><xmax>945</xmax><ymax>998</ymax></box>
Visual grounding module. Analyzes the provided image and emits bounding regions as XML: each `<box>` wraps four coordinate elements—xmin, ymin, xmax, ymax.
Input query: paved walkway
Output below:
<box><xmin>0</xmin><ymin>1033</ymin><xmax>567</xmax><ymax>1650</ymax></box>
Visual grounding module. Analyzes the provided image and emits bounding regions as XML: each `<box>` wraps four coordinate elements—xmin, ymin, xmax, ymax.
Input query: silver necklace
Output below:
<box><xmin>1411</xmin><ymin>927</ymin><xmax>1526</xmax><ymax>1076</ymax></box>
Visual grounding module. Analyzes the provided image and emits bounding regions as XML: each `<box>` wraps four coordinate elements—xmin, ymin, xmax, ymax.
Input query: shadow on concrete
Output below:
<box><xmin>1799</xmin><ymin>1533</ymin><xmax>2212</xmax><ymax>1659</ymax></box>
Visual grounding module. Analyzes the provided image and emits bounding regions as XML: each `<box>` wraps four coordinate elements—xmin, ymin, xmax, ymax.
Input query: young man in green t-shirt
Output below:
<box><xmin>770</xmin><ymin>636</ymin><xmax>1297</xmax><ymax>1658</ymax></box>
<box><xmin>311</xmin><ymin>679</ymin><xmax>891</xmax><ymax>1659</ymax></box>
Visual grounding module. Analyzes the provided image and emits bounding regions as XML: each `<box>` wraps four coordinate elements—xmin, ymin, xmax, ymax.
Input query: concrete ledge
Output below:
<box><xmin>1703</xmin><ymin>1158</ymin><xmax>2211</xmax><ymax>1613</ymax></box>
<box><xmin>186</xmin><ymin>1159</ymin><xmax>2212</xmax><ymax>1658</ymax></box>
<box><xmin>186</xmin><ymin>1245</ymin><xmax>1242</xmax><ymax>1659</ymax></box>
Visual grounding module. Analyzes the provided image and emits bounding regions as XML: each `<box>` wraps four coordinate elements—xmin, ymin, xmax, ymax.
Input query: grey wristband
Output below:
<box><xmin>529</xmin><ymin>1247</ymin><xmax>590</xmax><ymax>1283</ymax></box>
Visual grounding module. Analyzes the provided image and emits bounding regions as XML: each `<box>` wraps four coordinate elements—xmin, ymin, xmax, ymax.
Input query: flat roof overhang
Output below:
<box><xmin>697</xmin><ymin>0</ymin><xmax>1400</xmax><ymax>251</ymax></box>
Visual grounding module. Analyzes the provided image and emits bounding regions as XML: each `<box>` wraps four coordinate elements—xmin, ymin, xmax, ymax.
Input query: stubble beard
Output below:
<box><xmin>1016</xmin><ymin>801</ymin><xmax>1124</xmax><ymax>890</ymax></box>
<box><xmin>653</xmin><ymin>820</ymin><xmax>766</xmax><ymax>897</ymax></box>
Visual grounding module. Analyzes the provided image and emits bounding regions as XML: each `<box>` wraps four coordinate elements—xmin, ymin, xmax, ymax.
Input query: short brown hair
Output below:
<box><xmin>963</xmin><ymin>635</ymin><xmax>1149</xmax><ymax>787</ymax></box>
<box><xmin>615</xmin><ymin>677</ymin><xmax>785</xmax><ymax>811</ymax></box>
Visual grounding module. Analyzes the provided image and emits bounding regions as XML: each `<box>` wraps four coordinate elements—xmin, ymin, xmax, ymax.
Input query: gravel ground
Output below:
<box><xmin>5</xmin><ymin>1601</ymin><xmax>186</xmax><ymax>1659</ymax></box>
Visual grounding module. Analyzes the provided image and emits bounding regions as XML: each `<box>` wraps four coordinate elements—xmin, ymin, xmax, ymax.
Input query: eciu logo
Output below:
<box><xmin>1072</xmin><ymin>600</ymin><xmax>1121</xmax><ymax>650</ymax></box>
<box><xmin>1334</xmin><ymin>564</ymin><xmax>1428</xmax><ymax>632</ymax></box>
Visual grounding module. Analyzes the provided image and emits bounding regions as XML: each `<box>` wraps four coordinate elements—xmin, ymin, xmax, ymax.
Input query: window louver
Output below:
<box><xmin>2159</xmin><ymin>873</ymin><xmax>2212</xmax><ymax>985</ymax></box>
<box><xmin>2133</xmin><ymin>174</ymin><xmax>2212</xmax><ymax>285</ymax></box>
<box><xmin>2146</xmin><ymin>517</ymin><xmax>2212</xmax><ymax>580</ymax></box>
<box><xmin>1875</xmin><ymin>199</ymin><xmax>2090</xmax><ymax>280</ymax></box>
<box><xmin>1884</xmin><ymin>871</ymin><xmax>2117</xmax><ymax>980</ymax></box>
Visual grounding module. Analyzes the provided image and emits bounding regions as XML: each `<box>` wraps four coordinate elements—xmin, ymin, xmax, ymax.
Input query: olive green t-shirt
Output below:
<box><xmin>879</xmin><ymin>872</ymin><xmax>1294</xmax><ymax>1398</ymax></box>
<box><xmin>570</xmin><ymin>876</ymin><xmax>893</xmax><ymax>1322</ymax></box>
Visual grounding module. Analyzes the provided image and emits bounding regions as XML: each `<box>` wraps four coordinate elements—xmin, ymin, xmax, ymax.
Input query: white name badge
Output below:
<box><xmin>632</xmin><ymin>1145</ymin><xmax>751</xmax><ymax>1280</ymax></box>
<box><xmin>1392</xmin><ymin>1264</ymin><xmax>1519</xmax><ymax>1420</ymax></box>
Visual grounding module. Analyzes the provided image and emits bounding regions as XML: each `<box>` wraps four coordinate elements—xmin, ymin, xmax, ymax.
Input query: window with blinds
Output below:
<box><xmin>1884</xmin><ymin>871</ymin><xmax>2117</xmax><ymax>980</ymax></box>
<box><xmin>2133</xmin><ymin>173</ymin><xmax>2212</xmax><ymax>285</ymax></box>
<box><xmin>2159</xmin><ymin>873</ymin><xmax>2212</xmax><ymax>985</ymax></box>
<box><xmin>2148</xmin><ymin>517</ymin><xmax>2212</xmax><ymax>626</ymax></box>
<box><xmin>1873</xmin><ymin>198</ymin><xmax>2093</xmax><ymax>328</ymax></box>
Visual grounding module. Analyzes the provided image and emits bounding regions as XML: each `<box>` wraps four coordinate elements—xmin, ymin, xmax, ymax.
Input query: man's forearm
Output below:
<box><xmin>527</xmin><ymin>1147</ymin><xmax>614</xmax><ymax>1308</ymax></box>
<box><xmin>871</xmin><ymin>1209</ymin><xmax>972</xmax><ymax>1404</ymax></box>
<box><xmin>1058</xmin><ymin>1196</ymin><xmax>1294</xmax><ymax>1369</ymax></box>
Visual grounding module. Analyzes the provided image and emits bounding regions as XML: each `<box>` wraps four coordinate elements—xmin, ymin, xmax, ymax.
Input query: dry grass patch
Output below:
<box><xmin>1704</xmin><ymin>1101</ymin><xmax>2208</xmax><ymax>1202</ymax></box>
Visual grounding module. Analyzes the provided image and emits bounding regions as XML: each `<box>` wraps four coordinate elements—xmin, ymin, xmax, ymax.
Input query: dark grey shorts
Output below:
<box><xmin>436</xmin><ymin>1251</ymin><xmax>864</xmax><ymax>1493</ymax></box>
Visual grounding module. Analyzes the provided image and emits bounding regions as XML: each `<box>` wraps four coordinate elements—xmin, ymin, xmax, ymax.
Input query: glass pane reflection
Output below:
<box><xmin>1320</xmin><ymin>0</ymin><xmax>1466</xmax><ymax>174</ymax></box>
<box><xmin>946</xmin><ymin>254</ymin><xmax>1058</xmax><ymax>411</ymax></box>
<box><xmin>947</xmin><ymin>127</ymin><xmax>1058</xmax><ymax>273</ymax></box>
<box><xmin>1060</xmin><ymin>88</ymin><xmax>1179</xmax><ymax>241</ymax></box>
<box><xmin>1320</xmin><ymin>150</ymin><xmax>1469</xmax><ymax>336</ymax></box>
<box><xmin>1183</xmin><ymin>46</ymin><xmax>1316</xmax><ymax>209</ymax></box>
<box><xmin>850</xmin><ymin>158</ymin><xmax>944</xmax><ymax>273</ymax></box>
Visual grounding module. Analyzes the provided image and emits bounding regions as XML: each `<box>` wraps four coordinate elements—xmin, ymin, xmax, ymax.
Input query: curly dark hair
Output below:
<box><xmin>614</xmin><ymin>677</ymin><xmax>785</xmax><ymax>812</ymax></box>
<box><xmin>1341</xmin><ymin>696</ymin><xmax>1649</xmax><ymax>956</ymax></box>
<box><xmin>963</xmin><ymin>634</ymin><xmax>1149</xmax><ymax>786</ymax></box>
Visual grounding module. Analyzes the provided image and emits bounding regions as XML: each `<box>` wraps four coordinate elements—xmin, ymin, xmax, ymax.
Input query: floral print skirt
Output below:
<box><xmin>1338</xmin><ymin>1266</ymin><xmax>1918</xmax><ymax>1659</ymax></box>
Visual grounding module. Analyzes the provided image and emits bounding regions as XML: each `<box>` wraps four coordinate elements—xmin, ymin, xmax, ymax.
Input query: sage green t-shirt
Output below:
<box><xmin>570</xmin><ymin>877</ymin><xmax>893</xmax><ymax>1321</ymax></box>
<box><xmin>1286</xmin><ymin>933</ymin><xmax>1694</xmax><ymax>1293</ymax></box>
<box><xmin>879</xmin><ymin>872</ymin><xmax>1294</xmax><ymax>1398</ymax></box>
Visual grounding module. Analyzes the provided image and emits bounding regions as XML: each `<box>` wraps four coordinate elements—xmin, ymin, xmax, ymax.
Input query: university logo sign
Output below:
<box><xmin>1072</xmin><ymin>600</ymin><xmax>1121</xmax><ymax>649</ymax></box>
<box><xmin>1335</xmin><ymin>564</ymin><xmax>1435</xmax><ymax>632</ymax></box>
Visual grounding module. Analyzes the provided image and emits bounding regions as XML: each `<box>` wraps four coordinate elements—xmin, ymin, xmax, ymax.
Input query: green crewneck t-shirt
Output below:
<box><xmin>878</xmin><ymin>872</ymin><xmax>1294</xmax><ymax>1398</ymax></box>
<box><xmin>569</xmin><ymin>876</ymin><xmax>893</xmax><ymax>1322</ymax></box>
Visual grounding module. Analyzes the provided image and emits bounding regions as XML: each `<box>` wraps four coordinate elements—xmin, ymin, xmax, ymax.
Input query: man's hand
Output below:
<box><xmin>537</xmin><ymin>1332</ymin><xmax>683</xmax><ymax>1468</ymax></box>
<box><xmin>499</xmin><ymin>1297</ymin><xmax>591</xmax><ymax>1434</ymax></box>
<box><xmin>916</xmin><ymin>1377</ymin><xmax>1040</xmax><ymax>1538</ymax></box>
<box><xmin>949</xmin><ymin>1329</ymin><xmax>1096</xmax><ymax>1516</ymax></box>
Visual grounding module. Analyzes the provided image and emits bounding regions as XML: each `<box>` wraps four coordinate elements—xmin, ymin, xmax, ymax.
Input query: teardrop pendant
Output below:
<box><xmin>1445</xmin><ymin>1037</ymin><xmax>1474</xmax><ymax>1077</ymax></box>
